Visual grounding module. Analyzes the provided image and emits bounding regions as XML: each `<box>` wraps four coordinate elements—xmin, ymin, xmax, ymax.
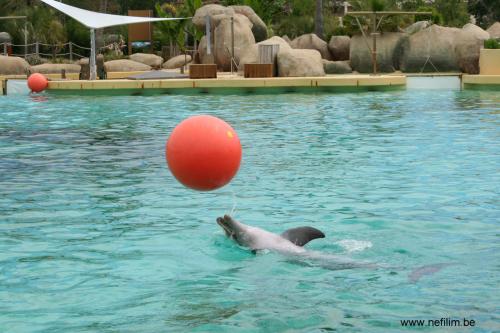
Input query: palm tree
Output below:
<box><xmin>314</xmin><ymin>0</ymin><xmax>324</xmax><ymax>39</ymax></box>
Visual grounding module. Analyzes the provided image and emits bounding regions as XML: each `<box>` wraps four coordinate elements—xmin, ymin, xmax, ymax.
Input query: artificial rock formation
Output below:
<box><xmin>322</xmin><ymin>60</ymin><xmax>352</xmax><ymax>74</ymax></box>
<box><xmin>277</xmin><ymin>48</ymin><xmax>325</xmax><ymax>77</ymax></box>
<box><xmin>350</xmin><ymin>32</ymin><xmax>407</xmax><ymax>73</ymax></box>
<box><xmin>194</xmin><ymin>5</ymin><xmax>258</xmax><ymax>71</ymax></box>
<box><xmin>399</xmin><ymin>24</ymin><xmax>486</xmax><ymax>74</ymax></box>
<box><xmin>104</xmin><ymin>59</ymin><xmax>151</xmax><ymax>72</ymax></box>
<box><xmin>403</xmin><ymin>21</ymin><xmax>431</xmax><ymax>35</ymax></box>
<box><xmin>290</xmin><ymin>33</ymin><xmax>332</xmax><ymax>60</ymax></box>
<box><xmin>31</xmin><ymin>63</ymin><xmax>81</xmax><ymax>74</ymax></box>
<box><xmin>192</xmin><ymin>4</ymin><xmax>234</xmax><ymax>29</ymax></box>
<box><xmin>193</xmin><ymin>4</ymin><xmax>267</xmax><ymax>45</ymax></box>
<box><xmin>213</xmin><ymin>14</ymin><xmax>255</xmax><ymax>71</ymax></box>
<box><xmin>163</xmin><ymin>54</ymin><xmax>192</xmax><ymax>69</ymax></box>
<box><xmin>238</xmin><ymin>36</ymin><xmax>292</xmax><ymax>71</ymax></box>
<box><xmin>486</xmin><ymin>22</ymin><xmax>500</xmax><ymax>39</ymax></box>
<box><xmin>328</xmin><ymin>36</ymin><xmax>350</xmax><ymax>61</ymax></box>
<box><xmin>0</xmin><ymin>55</ymin><xmax>31</xmax><ymax>75</ymax></box>
<box><xmin>462</xmin><ymin>23</ymin><xmax>490</xmax><ymax>40</ymax></box>
<box><xmin>230</xmin><ymin>5</ymin><xmax>267</xmax><ymax>42</ymax></box>
<box><xmin>129</xmin><ymin>53</ymin><xmax>163</xmax><ymax>68</ymax></box>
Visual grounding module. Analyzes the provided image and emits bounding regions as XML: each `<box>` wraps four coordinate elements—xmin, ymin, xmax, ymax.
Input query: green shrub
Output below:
<box><xmin>484</xmin><ymin>39</ymin><xmax>500</xmax><ymax>49</ymax></box>
<box><xmin>415</xmin><ymin>6</ymin><xmax>443</xmax><ymax>25</ymax></box>
<box><xmin>370</xmin><ymin>0</ymin><xmax>386</xmax><ymax>12</ymax></box>
<box><xmin>25</xmin><ymin>55</ymin><xmax>47</xmax><ymax>66</ymax></box>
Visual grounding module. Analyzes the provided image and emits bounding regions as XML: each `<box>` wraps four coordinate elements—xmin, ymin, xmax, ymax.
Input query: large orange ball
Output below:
<box><xmin>27</xmin><ymin>73</ymin><xmax>48</xmax><ymax>93</ymax></box>
<box><xmin>166</xmin><ymin>115</ymin><xmax>242</xmax><ymax>191</ymax></box>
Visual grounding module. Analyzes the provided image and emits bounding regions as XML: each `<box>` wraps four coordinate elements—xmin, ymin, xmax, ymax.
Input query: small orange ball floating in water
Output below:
<box><xmin>27</xmin><ymin>73</ymin><xmax>48</xmax><ymax>93</ymax></box>
<box><xmin>166</xmin><ymin>115</ymin><xmax>242</xmax><ymax>191</ymax></box>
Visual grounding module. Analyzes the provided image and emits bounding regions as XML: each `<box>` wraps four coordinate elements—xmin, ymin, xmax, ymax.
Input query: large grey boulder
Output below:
<box><xmin>456</xmin><ymin>27</ymin><xmax>485</xmax><ymax>74</ymax></box>
<box><xmin>290</xmin><ymin>33</ymin><xmax>332</xmax><ymax>60</ymax></box>
<box><xmin>238</xmin><ymin>36</ymin><xmax>292</xmax><ymax>71</ymax></box>
<box><xmin>486</xmin><ymin>22</ymin><xmax>500</xmax><ymax>39</ymax></box>
<box><xmin>323</xmin><ymin>60</ymin><xmax>352</xmax><ymax>74</ymax></box>
<box><xmin>163</xmin><ymin>54</ymin><xmax>192</xmax><ymax>69</ymax></box>
<box><xmin>277</xmin><ymin>48</ymin><xmax>325</xmax><ymax>77</ymax></box>
<box><xmin>328</xmin><ymin>36</ymin><xmax>350</xmax><ymax>61</ymax></box>
<box><xmin>350</xmin><ymin>32</ymin><xmax>407</xmax><ymax>73</ymax></box>
<box><xmin>32</xmin><ymin>63</ymin><xmax>81</xmax><ymax>74</ymax></box>
<box><xmin>463</xmin><ymin>23</ymin><xmax>490</xmax><ymax>40</ymax></box>
<box><xmin>0</xmin><ymin>55</ymin><xmax>31</xmax><ymax>75</ymax></box>
<box><xmin>192</xmin><ymin>4</ymin><xmax>235</xmax><ymax>29</ymax></box>
<box><xmin>399</xmin><ymin>25</ymin><xmax>484</xmax><ymax>74</ymax></box>
<box><xmin>129</xmin><ymin>53</ymin><xmax>163</xmax><ymax>68</ymax></box>
<box><xmin>230</xmin><ymin>5</ymin><xmax>267</xmax><ymax>42</ymax></box>
<box><xmin>0</xmin><ymin>32</ymin><xmax>12</xmax><ymax>44</ymax></box>
<box><xmin>282</xmin><ymin>35</ymin><xmax>292</xmax><ymax>45</ymax></box>
<box><xmin>399</xmin><ymin>25</ymin><xmax>461</xmax><ymax>72</ymax></box>
<box><xmin>213</xmin><ymin>14</ymin><xmax>255</xmax><ymax>71</ymax></box>
<box><xmin>104</xmin><ymin>59</ymin><xmax>151</xmax><ymax>72</ymax></box>
<box><xmin>403</xmin><ymin>21</ymin><xmax>431</xmax><ymax>35</ymax></box>
<box><xmin>197</xmin><ymin>36</ymin><xmax>210</xmax><ymax>64</ymax></box>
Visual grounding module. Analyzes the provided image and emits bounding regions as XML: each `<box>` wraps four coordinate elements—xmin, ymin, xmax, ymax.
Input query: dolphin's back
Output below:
<box><xmin>281</xmin><ymin>226</ymin><xmax>325</xmax><ymax>246</ymax></box>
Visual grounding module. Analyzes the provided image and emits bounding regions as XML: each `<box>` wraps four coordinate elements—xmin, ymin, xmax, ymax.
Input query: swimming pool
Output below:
<box><xmin>1</xmin><ymin>90</ymin><xmax>498</xmax><ymax>332</ymax></box>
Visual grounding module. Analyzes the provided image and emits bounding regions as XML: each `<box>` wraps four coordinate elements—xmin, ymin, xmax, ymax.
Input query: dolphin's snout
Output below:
<box><xmin>217</xmin><ymin>216</ymin><xmax>233</xmax><ymax>238</ymax></box>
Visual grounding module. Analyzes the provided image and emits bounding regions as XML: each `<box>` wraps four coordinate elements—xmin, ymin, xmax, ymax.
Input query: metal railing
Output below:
<box><xmin>2</xmin><ymin>41</ymin><xmax>196</xmax><ymax>63</ymax></box>
<box><xmin>1</xmin><ymin>41</ymin><xmax>118</xmax><ymax>61</ymax></box>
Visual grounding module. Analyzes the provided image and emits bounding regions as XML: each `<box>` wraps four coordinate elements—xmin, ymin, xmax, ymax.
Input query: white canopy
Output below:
<box><xmin>40</xmin><ymin>0</ymin><xmax>186</xmax><ymax>29</ymax></box>
<box><xmin>39</xmin><ymin>0</ymin><xmax>189</xmax><ymax>80</ymax></box>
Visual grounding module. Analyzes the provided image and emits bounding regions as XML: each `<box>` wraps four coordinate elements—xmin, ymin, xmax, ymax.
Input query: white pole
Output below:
<box><xmin>90</xmin><ymin>28</ymin><xmax>97</xmax><ymax>80</ymax></box>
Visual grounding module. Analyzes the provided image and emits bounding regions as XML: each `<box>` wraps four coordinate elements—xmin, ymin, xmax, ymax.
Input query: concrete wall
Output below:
<box><xmin>479</xmin><ymin>49</ymin><xmax>500</xmax><ymax>75</ymax></box>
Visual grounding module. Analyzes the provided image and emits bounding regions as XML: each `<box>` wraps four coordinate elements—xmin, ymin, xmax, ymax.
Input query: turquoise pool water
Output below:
<box><xmin>0</xmin><ymin>90</ymin><xmax>499</xmax><ymax>332</ymax></box>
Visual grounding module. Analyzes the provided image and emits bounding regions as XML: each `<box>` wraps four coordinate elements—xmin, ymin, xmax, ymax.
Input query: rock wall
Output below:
<box><xmin>350</xmin><ymin>32</ymin><xmax>408</xmax><ymax>73</ymax></box>
<box><xmin>0</xmin><ymin>56</ymin><xmax>31</xmax><ymax>75</ymax></box>
<box><xmin>328</xmin><ymin>36</ymin><xmax>350</xmax><ymax>61</ymax></box>
<box><xmin>230</xmin><ymin>6</ymin><xmax>267</xmax><ymax>42</ymax></box>
<box><xmin>129</xmin><ymin>53</ymin><xmax>163</xmax><ymax>68</ymax></box>
<box><xmin>399</xmin><ymin>24</ymin><xmax>486</xmax><ymax>74</ymax></box>
<box><xmin>348</xmin><ymin>24</ymin><xmax>488</xmax><ymax>74</ymax></box>
<box><xmin>31</xmin><ymin>63</ymin><xmax>81</xmax><ymax>74</ymax></box>
<box><xmin>290</xmin><ymin>34</ymin><xmax>332</xmax><ymax>60</ymax></box>
<box><xmin>104</xmin><ymin>60</ymin><xmax>151</xmax><ymax>72</ymax></box>
<box><xmin>213</xmin><ymin>14</ymin><xmax>255</xmax><ymax>71</ymax></box>
<box><xmin>277</xmin><ymin>49</ymin><xmax>325</xmax><ymax>77</ymax></box>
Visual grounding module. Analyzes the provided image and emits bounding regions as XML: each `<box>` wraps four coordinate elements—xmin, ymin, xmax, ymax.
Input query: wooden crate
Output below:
<box><xmin>189</xmin><ymin>64</ymin><xmax>217</xmax><ymax>79</ymax></box>
<box><xmin>244</xmin><ymin>63</ymin><xmax>274</xmax><ymax>78</ymax></box>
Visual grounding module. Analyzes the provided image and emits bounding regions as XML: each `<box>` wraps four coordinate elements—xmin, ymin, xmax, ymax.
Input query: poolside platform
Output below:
<box><xmin>1</xmin><ymin>73</ymin><xmax>80</xmax><ymax>95</ymax></box>
<box><xmin>3</xmin><ymin>73</ymin><xmax>498</xmax><ymax>96</ymax></box>
<box><xmin>462</xmin><ymin>74</ymin><xmax>500</xmax><ymax>90</ymax></box>
<box><xmin>46</xmin><ymin>74</ymin><xmax>406</xmax><ymax>95</ymax></box>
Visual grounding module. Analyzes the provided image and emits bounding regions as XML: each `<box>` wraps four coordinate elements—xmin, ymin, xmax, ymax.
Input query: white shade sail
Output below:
<box><xmin>40</xmin><ymin>0</ymin><xmax>187</xmax><ymax>29</ymax></box>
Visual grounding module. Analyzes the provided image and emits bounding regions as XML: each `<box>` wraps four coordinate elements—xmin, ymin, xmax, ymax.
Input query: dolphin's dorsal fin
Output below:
<box><xmin>281</xmin><ymin>227</ymin><xmax>325</xmax><ymax>246</ymax></box>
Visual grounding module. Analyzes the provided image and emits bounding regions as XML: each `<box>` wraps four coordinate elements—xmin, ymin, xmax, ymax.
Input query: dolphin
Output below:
<box><xmin>216</xmin><ymin>215</ymin><xmax>454</xmax><ymax>279</ymax></box>
<box><xmin>216</xmin><ymin>214</ymin><xmax>377</xmax><ymax>270</ymax></box>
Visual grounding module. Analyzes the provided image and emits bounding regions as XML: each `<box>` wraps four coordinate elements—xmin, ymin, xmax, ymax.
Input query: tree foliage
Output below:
<box><xmin>0</xmin><ymin>0</ymin><xmax>483</xmax><ymax>50</ymax></box>
<box><xmin>468</xmin><ymin>0</ymin><xmax>500</xmax><ymax>29</ymax></box>
<box><xmin>155</xmin><ymin>0</ymin><xmax>203</xmax><ymax>52</ymax></box>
